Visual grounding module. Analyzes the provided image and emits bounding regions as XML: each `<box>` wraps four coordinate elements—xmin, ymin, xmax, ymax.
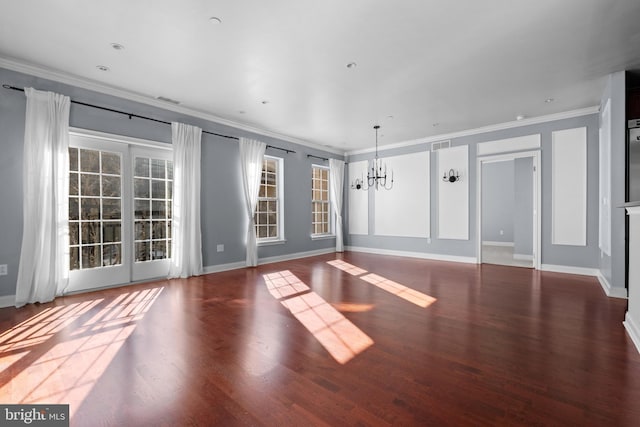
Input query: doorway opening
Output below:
<box><xmin>477</xmin><ymin>151</ymin><xmax>540</xmax><ymax>269</ymax></box>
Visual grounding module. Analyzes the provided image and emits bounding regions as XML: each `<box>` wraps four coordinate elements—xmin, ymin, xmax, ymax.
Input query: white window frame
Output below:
<box><xmin>311</xmin><ymin>164</ymin><xmax>333</xmax><ymax>238</ymax></box>
<box><xmin>256</xmin><ymin>155</ymin><xmax>285</xmax><ymax>245</ymax></box>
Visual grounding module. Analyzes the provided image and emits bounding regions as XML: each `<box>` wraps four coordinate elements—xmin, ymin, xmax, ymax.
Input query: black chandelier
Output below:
<box><xmin>351</xmin><ymin>125</ymin><xmax>394</xmax><ymax>191</ymax></box>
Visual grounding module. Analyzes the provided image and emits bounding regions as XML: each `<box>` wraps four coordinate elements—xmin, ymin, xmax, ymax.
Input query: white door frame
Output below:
<box><xmin>476</xmin><ymin>150</ymin><xmax>541</xmax><ymax>269</ymax></box>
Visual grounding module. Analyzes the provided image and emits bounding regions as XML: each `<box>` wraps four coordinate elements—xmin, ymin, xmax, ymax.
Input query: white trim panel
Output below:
<box><xmin>551</xmin><ymin>127</ymin><xmax>587</xmax><ymax>246</ymax></box>
<box><xmin>348</xmin><ymin>161</ymin><xmax>369</xmax><ymax>235</ymax></box>
<box><xmin>476</xmin><ymin>134</ymin><xmax>540</xmax><ymax>156</ymax></box>
<box><xmin>374</xmin><ymin>151</ymin><xmax>430</xmax><ymax>238</ymax></box>
<box><xmin>437</xmin><ymin>145</ymin><xmax>469</xmax><ymax>240</ymax></box>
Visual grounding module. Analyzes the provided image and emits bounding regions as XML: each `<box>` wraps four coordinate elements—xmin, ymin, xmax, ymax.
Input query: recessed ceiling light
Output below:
<box><xmin>111</xmin><ymin>43</ymin><xmax>125</xmax><ymax>50</ymax></box>
<box><xmin>346</xmin><ymin>62</ymin><xmax>357</xmax><ymax>69</ymax></box>
<box><xmin>545</xmin><ymin>98</ymin><xmax>554</xmax><ymax>103</ymax></box>
<box><xmin>239</xmin><ymin>110</ymin><xmax>246</xmax><ymax>114</ymax></box>
<box><xmin>209</xmin><ymin>16</ymin><xmax>222</xmax><ymax>24</ymax></box>
<box><xmin>261</xmin><ymin>100</ymin><xmax>269</xmax><ymax>105</ymax></box>
<box><xmin>387</xmin><ymin>115</ymin><xmax>394</xmax><ymax>119</ymax></box>
<box><xmin>516</xmin><ymin>115</ymin><xmax>525</xmax><ymax>121</ymax></box>
<box><xmin>432</xmin><ymin>122</ymin><xmax>440</xmax><ymax>127</ymax></box>
<box><xmin>96</xmin><ymin>65</ymin><xmax>109</xmax><ymax>72</ymax></box>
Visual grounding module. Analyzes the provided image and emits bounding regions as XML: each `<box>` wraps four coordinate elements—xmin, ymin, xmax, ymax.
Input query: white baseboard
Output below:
<box><xmin>203</xmin><ymin>247</ymin><xmax>336</xmax><ymax>275</ymax></box>
<box><xmin>482</xmin><ymin>241</ymin><xmax>514</xmax><ymax>247</ymax></box>
<box><xmin>202</xmin><ymin>261</ymin><xmax>246</xmax><ymax>274</ymax></box>
<box><xmin>346</xmin><ymin>246</ymin><xmax>477</xmax><ymax>264</ymax></box>
<box><xmin>597</xmin><ymin>272</ymin><xmax>628</xmax><ymax>299</ymax></box>
<box><xmin>540</xmin><ymin>264</ymin><xmax>600</xmax><ymax>277</ymax></box>
<box><xmin>513</xmin><ymin>253</ymin><xmax>534</xmax><ymax>261</ymax></box>
<box><xmin>624</xmin><ymin>312</ymin><xmax>640</xmax><ymax>355</ymax></box>
<box><xmin>0</xmin><ymin>294</ymin><xmax>15</xmax><ymax>308</ymax></box>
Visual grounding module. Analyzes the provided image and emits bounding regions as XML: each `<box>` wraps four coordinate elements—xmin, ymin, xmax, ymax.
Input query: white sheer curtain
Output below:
<box><xmin>329</xmin><ymin>158</ymin><xmax>345</xmax><ymax>252</ymax></box>
<box><xmin>15</xmin><ymin>88</ymin><xmax>71</xmax><ymax>307</ymax></box>
<box><xmin>239</xmin><ymin>138</ymin><xmax>266</xmax><ymax>266</ymax></box>
<box><xmin>169</xmin><ymin>122</ymin><xmax>203</xmax><ymax>278</ymax></box>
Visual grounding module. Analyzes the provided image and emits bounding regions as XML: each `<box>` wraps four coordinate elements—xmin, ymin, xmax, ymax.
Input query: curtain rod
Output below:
<box><xmin>3</xmin><ymin>84</ymin><xmax>297</xmax><ymax>153</ymax></box>
<box><xmin>307</xmin><ymin>154</ymin><xmax>328</xmax><ymax>161</ymax></box>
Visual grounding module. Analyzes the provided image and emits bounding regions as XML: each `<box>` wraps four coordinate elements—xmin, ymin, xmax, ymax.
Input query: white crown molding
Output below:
<box><xmin>346</xmin><ymin>106</ymin><xmax>600</xmax><ymax>156</ymax></box>
<box><xmin>0</xmin><ymin>56</ymin><xmax>345</xmax><ymax>156</ymax></box>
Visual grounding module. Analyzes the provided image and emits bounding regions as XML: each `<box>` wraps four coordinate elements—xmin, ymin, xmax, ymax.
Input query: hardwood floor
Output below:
<box><xmin>1</xmin><ymin>252</ymin><xmax>639</xmax><ymax>426</ymax></box>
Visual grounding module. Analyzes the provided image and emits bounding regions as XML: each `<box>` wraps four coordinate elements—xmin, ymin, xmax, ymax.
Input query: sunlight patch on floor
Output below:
<box><xmin>326</xmin><ymin>260</ymin><xmax>368</xmax><ymax>276</ymax></box>
<box><xmin>360</xmin><ymin>273</ymin><xmax>437</xmax><ymax>308</ymax></box>
<box><xmin>0</xmin><ymin>287</ymin><xmax>163</xmax><ymax>417</ymax></box>
<box><xmin>263</xmin><ymin>271</ymin><xmax>373</xmax><ymax>364</ymax></box>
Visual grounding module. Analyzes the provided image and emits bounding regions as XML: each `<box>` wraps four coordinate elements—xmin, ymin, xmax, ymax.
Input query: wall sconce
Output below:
<box><xmin>442</xmin><ymin>169</ymin><xmax>461</xmax><ymax>183</ymax></box>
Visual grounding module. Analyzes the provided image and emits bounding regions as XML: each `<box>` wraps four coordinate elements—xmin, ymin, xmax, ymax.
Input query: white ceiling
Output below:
<box><xmin>1</xmin><ymin>0</ymin><xmax>639</xmax><ymax>152</ymax></box>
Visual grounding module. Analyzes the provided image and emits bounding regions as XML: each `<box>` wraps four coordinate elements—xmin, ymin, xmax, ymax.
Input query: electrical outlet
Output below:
<box><xmin>0</xmin><ymin>264</ymin><xmax>7</xmax><ymax>276</ymax></box>
<box><xmin>216</xmin><ymin>244</ymin><xmax>224</xmax><ymax>253</ymax></box>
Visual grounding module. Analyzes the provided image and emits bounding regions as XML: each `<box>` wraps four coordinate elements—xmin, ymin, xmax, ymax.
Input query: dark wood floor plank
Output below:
<box><xmin>1</xmin><ymin>252</ymin><xmax>639</xmax><ymax>426</ymax></box>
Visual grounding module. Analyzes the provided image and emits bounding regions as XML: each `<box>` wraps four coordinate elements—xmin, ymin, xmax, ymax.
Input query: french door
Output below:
<box><xmin>67</xmin><ymin>131</ymin><xmax>173</xmax><ymax>293</ymax></box>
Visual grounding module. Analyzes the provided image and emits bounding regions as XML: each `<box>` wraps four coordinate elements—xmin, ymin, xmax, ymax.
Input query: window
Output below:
<box><xmin>69</xmin><ymin>147</ymin><xmax>123</xmax><ymax>270</ymax></box>
<box><xmin>255</xmin><ymin>156</ymin><xmax>283</xmax><ymax>241</ymax></box>
<box><xmin>311</xmin><ymin>165</ymin><xmax>331</xmax><ymax>236</ymax></box>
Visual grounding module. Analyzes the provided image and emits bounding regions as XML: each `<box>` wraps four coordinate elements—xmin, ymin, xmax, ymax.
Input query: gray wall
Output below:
<box><xmin>346</xmin><ymin>113</ymin><xmax>601</xmax><ymax>269</ymax></box>
<box><xmin>599</xmin><ymin>71</ymin><xmax>627</xmax><ymax>292</ymax></box>
<box><xmin>481</xmin><ymin>160</ymin><xmax>514</xmax><ymax>243</ymax></box>
<box><xmin>0</xmin><ymin>67</ymin><xmax>343</xmax><ymax>298</ymax></box>
<box><xmin>514</xmin><ymin>157</ymin><xmax>533</xmax><ymax>256</ymax></box>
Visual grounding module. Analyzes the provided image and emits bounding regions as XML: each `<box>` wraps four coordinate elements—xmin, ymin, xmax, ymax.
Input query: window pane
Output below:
<box><xmin>135</xmin><ymin>158</ymin><xmax>150</xmax><ymax>177</ymax></box>
<box><xmin>135</xmin><ymin>221</ymin><xmax>151</xmax><ymax>240</ymax></box>
<box><xmin>69</xmin><ymin>148</ymin><xmax>78</xmax><ymax>171</ymax></box>
<box><xmin>103</xmin><ymin>222</ymin><xmax>121</xmax><ymax>243</ymax></box>
<box><xmin>152</xmin><ymin>180</ymin><xmax>166</xmax><ymax>199</ymax></box>
<box><xmin>82</xmin><ymin>245</ymin><xmax>101</xmax><ymax>268</ymax></box>
<box><xmin>135</xmin><ymin>242</ymin><xmax>150</xmax><ymax>262</ymax></box>
<box><xmin>102</xmin><ymin>244</ymin><xmax>121</xmax><ymax>266</ymax></box>
<box><xmin>70</xmin><ymin>247</ymin><xmax>79</xmax><ymax>270</ymax></box>
<box><xmin>268</xmin><ymin>226</ymin><xmax>277</xmax><ymax>238</ymax></box>
<box><xmin>152</xmin><ymin>241</ymin><xmax>167</xmax><ymax>260</ymax></box>
<box><xmin>135</xmin><ymin>178</ymin><xmax>150</xmax><ymax>198</ymax></box>
<box><xmin>69</xmin><ymin>173</ymin><xmax>78</xmax><ymax>196</ymax></box>
<box><xmin>69</xmin><ymin>197</ymin><xmax>79</xmax><ymax>220</ymax></box>
<box><xmin>167</xmin><ymin>161</ymin><xmax>173</xmax><ymax>180</ymax></box>
<box><xmin>152</xmin><ymin>201</ymin><xmax>166</xmax><ymax>219</ymax></box>
<box><xmin>101</xmin><ymin>152</ymin><xmax>120</xmax><ymax>175</ymax></box>
<box><xmin>102</xmin><ymin>199</ymin><xmax>121</xmax><ymax>220</ymax></box>
<box><xmin>80</xmin><ymin>149</ymin><xmax>100</xmax><ymax>173</ymax></box>
<box><xmin>101</xmin><ymin>176</ymin><xmax>120</xmax><ymax>197</ymax></box>
<box><xmin>135</xmin><ymin>199</ymin><xmax>150</xmax><ymax>219</ymax></box>
<box><xmin>152</xmin><ymin>221</ymin><xmax>167</xmax><ymax>239</ymax></box>
<box><xmin>167</xmin><ymin>182</ymin><xmax>173</xmax><ymax>199</ymax></box>
<box><xmin>151</xmin><ymin>159</ymin><xmax>165</xmax><ymax>178</ymax></box>
<box><xmin>81</xmin><ymin>174</ymin><xmax>100</xmax><ymax>196</ymax></box>
<box><xmin>69</xmin><ymin>222</ymin><xmax>79</xmax><ymax>245</ymax></box>
<box><xmin>81</xmin><ymin>222</ymin><xmax>100</xmax><ymax>244</ymax></box>
<box><xmin>258</xmin><ymin>226</ymin><xmax>267</xmax><ymax>238</ymax></box>
<box><xmin>167</xmin><ymin>221</ymin><xmax>172</xmax><ymax>238</ymax></box>
<box><xmin>81</xmin><ymin>199</ymin><xmax>100</xmax><ymax>220</ymax></box>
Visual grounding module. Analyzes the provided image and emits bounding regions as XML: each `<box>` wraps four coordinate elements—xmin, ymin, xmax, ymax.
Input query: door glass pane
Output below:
<box><xmin>69</xmin><ymin>148</ymin><xmax>122</xmax><ymax>270</ymax></box>
<box><xmin>134</xmin><ymin>156</ymin><xmax>173</xmax><ymax>263</ymax></box>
